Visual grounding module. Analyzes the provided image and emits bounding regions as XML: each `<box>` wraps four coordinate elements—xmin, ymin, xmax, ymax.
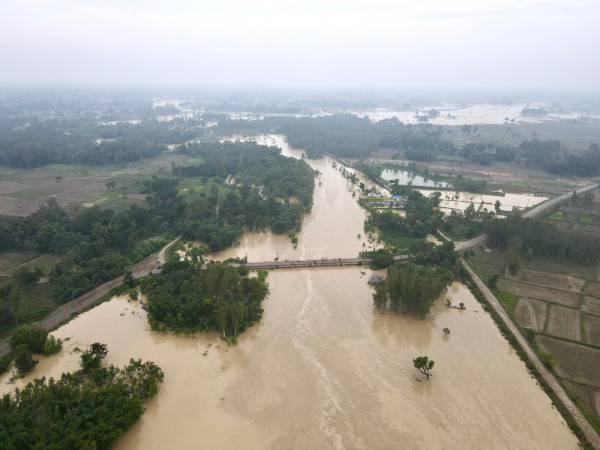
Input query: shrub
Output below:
<box><xmin>10</xmin><ymin>325</ymin><xmax>48</xmax><ymax>353</ymax></box>
<box><xmin>43</xmin><ymin>335</ymin><xmax>63</xmax><ymax>356</ymax></box>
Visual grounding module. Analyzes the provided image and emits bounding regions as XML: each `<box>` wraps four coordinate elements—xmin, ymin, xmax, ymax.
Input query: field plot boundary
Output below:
<box><xmin>514</xmin><ymin>297</ymin><xmax>547</xmax><ymax>331</ymax></box>
<box><xmin>585</xmin><ymin>314</ymin><xmax>600</xmax><ymax>347</ymax></box>
<box><xmin>547</xmin><ymin>304</ymin><xmax>582</xmax><ymax>341</ymax></box>
<box><xmin>537</xmin><ymin>335</ymin><xmax>600</xmax><ymax>388</ymax></box>
<box><xmin>582</xmin><ymin>297</ymin><xmax>600</xmax><ymax>317</ymax></box>
<box><xmin>585</xmin><ymin>282</ymin><xmax>600</xmax><ymax>298</ymax></box>
<box><xmin>506</xmin><ymin>269</ymin><xmax>586</xmax><ymax>293</ymax></box>
<box><xmin>497</xmin><ymin>278</ymin><xmax>581</xmax><ymax>308</ymax></box>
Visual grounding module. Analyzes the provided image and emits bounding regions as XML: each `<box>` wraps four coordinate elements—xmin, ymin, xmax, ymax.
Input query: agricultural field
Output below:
<box><xmin>583</xmin><ymin>297</ymin><xmax>600</xmax><ymax>316</ymax></box>
<box><xmin>496</xmin><ymin>278</ymin><xmax>581</xmax><ymax>307</ymax></box>
<box><xmin>569</xmin><ymin>383</ymin><xmax>600</xmax><ymax>422</ymax></box>
<box><xmin>507</xmin><ymin>269</ymin><xmax>586</xmax><ymax>293</ymax></box>
<box><xmin>585</xmin><ymin>282</ymin><xmax>600</xmax><ymax>297</ymax></box>
<box><xmin>468</xmin><ymin>194</ymin><xmax>600</xmax><ymax>422</ymax></box>
<box><xmin>0</xmin><ymin>253</ymin><xmax>61</xmax><ymax>278</ymax></box>
<box><xmin>0</xmin><ymin>153</ymin><xmax>187</xmax><ymax>216</ymax></box>
<box><xmin>546</xmin><ymin>305</ymin><xmax>581</xmax><ymax>341</ymax></box>
<box><xmin>514</xmin><ymin>297</ymin><xmax>547</xmax><ymax>331</ymax></box>
<box><xmin>537</xmin><ymin>335</ymin><xmax>600</xmax><ymax>387</ymax></box>
<box><xmin>585</xmin><ymin>314</ymin><xmax>600</xmax><ymax>347</ymax></box>
<box><xmin>543</xmin><ymin>189</ymin><xmax>600</xmax><ymax>235</ymax></box>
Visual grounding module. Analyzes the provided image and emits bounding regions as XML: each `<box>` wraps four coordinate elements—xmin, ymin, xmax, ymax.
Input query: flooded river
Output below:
<box><xmin>1</xmin><ymin>135</ymin><xmax>577</xmax><ymax>449</ymax></box>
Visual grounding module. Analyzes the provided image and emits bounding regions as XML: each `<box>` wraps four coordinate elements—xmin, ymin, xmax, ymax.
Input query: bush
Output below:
<box><xmin>487</xmin><ymin>274</ymin><xmax>498</xmax><ymax>289</ymax></box>
<box><xmin>10</xmin><ymin>325</ymin><xmax>48</xmax><ymax>353</ymax></box>
<box><xmin>43</xmin><ymin>335</ymin><xmax>63</xmax><ymax>356</ymax></box>
<box><xmin>0</xmin><ymin>355</ymin><xmax>12</xmax><ymax>375</ymax></box>
<box><xmin>14</xmin><ymin>344</ymin><xmax>38</xmax><ymax>375</ymax></box>
<box><xmin>537</xmin><ymin>350</ymin><xmax>557</xmax><ymax>370</ymax></box>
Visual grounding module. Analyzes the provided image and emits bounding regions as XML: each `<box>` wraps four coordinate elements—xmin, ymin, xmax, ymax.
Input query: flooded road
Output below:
<box><xmin>0</xmin><ymin>135</ymin><xmax>577</xmax><ymax>449</ymax></box>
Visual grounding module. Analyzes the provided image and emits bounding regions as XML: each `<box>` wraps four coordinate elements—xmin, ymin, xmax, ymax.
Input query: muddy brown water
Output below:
<box><xmin>1</xmin><ymin>136</ymin><xmax>577</xmax><ymax>449</ymax></box>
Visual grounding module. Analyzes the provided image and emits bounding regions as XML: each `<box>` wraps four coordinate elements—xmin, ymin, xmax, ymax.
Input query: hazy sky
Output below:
<box><xmin>1</xmin><ymin>0</ymin><xmax>599</xmax><ymax>90</ymax></box>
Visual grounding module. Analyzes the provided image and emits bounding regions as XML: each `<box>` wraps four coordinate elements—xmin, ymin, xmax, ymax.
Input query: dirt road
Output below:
<box><xmin>0</xmin><ymin>237</ymin><xmax>180</xmax><ymax>357</ymax></box>
<box><xmin>462</xmin><ymin>258</ymin><xmax>600</xmax><ymax>448</ymax></box>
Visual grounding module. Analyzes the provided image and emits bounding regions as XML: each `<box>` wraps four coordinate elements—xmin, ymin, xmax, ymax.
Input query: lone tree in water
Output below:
<box><xmin>413</xmin><ymin>356</ymin><xmax>435</xmax><ymax>379</ymax></box>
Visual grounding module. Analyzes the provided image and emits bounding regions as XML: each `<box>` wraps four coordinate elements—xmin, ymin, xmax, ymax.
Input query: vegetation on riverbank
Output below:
<box><xmin>0</xmin><ymin>140</ymin><xmax>314</xmax><ymax>339</ymax></box>
<box><xmin>0</xmin><ymin>344</ymin><xmax>164</xmax><ymax>449</ymax></box>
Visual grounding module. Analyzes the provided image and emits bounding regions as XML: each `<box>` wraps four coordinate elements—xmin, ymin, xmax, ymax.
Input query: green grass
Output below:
<box><xmin>1</xmin><ymin>254</ymin><xmax>61</xmax><ymax>276</ymax></box>
<box><xmin>435</xmin><ymin>156</ymin><xmax>468</xmax><ymax>163</ymax></box>
<box><xmin>577</xmin><ymin>212</ymin><xmax>593</xmax><ymax>224</ymax></box>
<box><xmin>103</xmin><ymin>191</ymin><xmax>123</xmax><ymax>198</ymax></box>
<box><xmin>4</xmin><ymin>189</ymin><xmax>51</xmax><ymax>200</ymax></box>
<box><xmin>0</xmin><ymin>174</ymin><xmax>22</xmax><ymax>182</ymax></box>
<box><xmin>0</xmin><ymin>282</ymin><xmax>59</xmax><ymax>341</ymax></box>
<box><xmin>496</xmin><ymin>291</ymin><xmax>520</xmax><ymax>314</ymax></box>
<box><xmin>184</xmin><ymin>157</ymin><xmax>204</xmax><ymax>164</ymax></box>
<box><xmin>98</xmin><ymin>198</ymin><xmax>149</xmax><ymax>213</ymax></box>
<box><xmin>377</xmin><ymin>231</ymin><xmax>420</xmax><ymax>251</ymax></box>
<box><xmin>509</xmin><ymin>181</ymin><xmax>528</xmax><ymax>188</ymax></box>
<box><xmin>525</xmin><ymin>255</ymin><xmax>595</xmax><ymax>280</ymax></box>
<box><xmin>548</xmin><ymin>211</ymin><xmax>566</xmax><ymax>221</ymax></box>
<box><xmin>42</xmin><ymin>164</ymin><xmax>81</xmax><ymax>172</ymax></box>
<box><xmin>42</xmin><ymin>163</ymin><xmax>109</xmax><ymax>173</ymax></box>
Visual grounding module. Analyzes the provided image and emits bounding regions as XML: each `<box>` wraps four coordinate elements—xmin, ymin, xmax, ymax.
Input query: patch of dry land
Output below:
<box><xmin>497</xmin><ymin>279</ymin><xmax>581</xmax><ymax>307</ymax></box>
<box><xmin>514</xmin><ymin>297</ymin><xmax>547</xmax><ymax>331</ymax></box>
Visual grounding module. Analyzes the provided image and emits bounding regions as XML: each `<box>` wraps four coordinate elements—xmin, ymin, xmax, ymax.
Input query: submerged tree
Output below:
<box><xmin>413</xmin><ymin>356</ymin><xmax>435</xmax><ymax>379</ymax></box>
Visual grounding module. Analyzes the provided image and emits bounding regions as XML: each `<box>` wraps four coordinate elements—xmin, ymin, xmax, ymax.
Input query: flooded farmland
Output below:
<box><xmin>0</xmin><ymin>135</ymin><xmax>577</xmax><ymax>449</ymax></box>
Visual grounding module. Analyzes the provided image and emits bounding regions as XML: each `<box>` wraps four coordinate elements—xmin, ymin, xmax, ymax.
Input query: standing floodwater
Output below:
<box><xmin>0</xmin><ymin>135</ymin><xmax>578</xmax><ymax>449</ymax></box>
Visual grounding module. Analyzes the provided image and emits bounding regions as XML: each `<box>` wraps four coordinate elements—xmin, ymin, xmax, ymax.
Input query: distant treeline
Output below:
<box><xmin>0</xmin><ymin>117</ymin><xmax>207</xmax><ymax>167</ymax></box>
<box><xmin>213</xmin><ymin>114</ymin><xmax>600</xmax><ymax>177</ymax></box>
<box><xmin>215</xmin><ymin>114</ymin><xmax>454</xmax><ymax>159</ymax></box>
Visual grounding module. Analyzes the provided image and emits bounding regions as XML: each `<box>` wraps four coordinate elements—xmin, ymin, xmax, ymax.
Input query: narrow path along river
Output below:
<box><xmin>0</xmin><ymin>135</ymin><xmax>579</xmax><ymax>449</ymax></box>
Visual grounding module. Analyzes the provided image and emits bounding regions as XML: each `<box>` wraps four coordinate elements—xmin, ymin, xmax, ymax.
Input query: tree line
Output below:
<box><xmin>214</xmin><ymin>114</ymin><xmax>455</xmax><ymax>159</ymax></box>
<box><xmin>484</xmin><ymin>214</ymin><xmax>600</xmax><ymax>265</ymax></box>
<box><xmin>0</xmin><ymin>116</ymin><xmax>209</xmax><ymax>167</ymax></box>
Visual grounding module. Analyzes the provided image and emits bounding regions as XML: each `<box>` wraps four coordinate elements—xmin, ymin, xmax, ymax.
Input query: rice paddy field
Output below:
<box><xmin>468</xmin><ymin>216</ymin><xmax>600</xmax><ymax>423</ymax></box>
<box><xmin>0</xmin><ymin>153</ymin><xmax>187</xmax><ymax>216</ymax></box>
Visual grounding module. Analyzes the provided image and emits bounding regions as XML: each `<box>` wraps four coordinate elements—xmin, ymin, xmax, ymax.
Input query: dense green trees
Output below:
<box><xmin>0</xmin><ymin>345</ymin><xmax>164</xmax><ymax>449</ymax></box>
<box><xmin>140</xmin><ymin>261</ymin><xmax>268</xmax><ymax>336</ymax></box>
<box><xmin>485</xmin><ymin>215</ymin><xmax>600</xmax><ymax>265</ymax></box>
<box><xmin>373</xmin><ymin>263</ymin><xmax>454</xmax><ymax>318</ymax></box>
<box><xmin>364</xmin><ymin>190</ymin><xmax>444</xmax><ymax>252</ymax></box>
<box><xmin>174</xmin><ymin>141</ymin><xmax>315</xmax><ymax>251</ymax></box>
<box><xmin>520</xmin><ymin>141</ymin><xmax>600</xmax><ymax>176</ymax></box>
<box><xmin>0</xmin><ymin>115</ymin><xmax>211</xmax><ymax>167</ymax></box>
<box><xmin>214</xmin><ymin>114</ymin><xmax>455</xmax><ymax>160</ymax></box>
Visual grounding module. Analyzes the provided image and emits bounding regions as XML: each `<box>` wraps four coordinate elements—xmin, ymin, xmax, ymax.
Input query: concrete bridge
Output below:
<box><xmin>209</xmin><ymin>254</ymin><xmax>414</xmax><ymax>270</ymax></box>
